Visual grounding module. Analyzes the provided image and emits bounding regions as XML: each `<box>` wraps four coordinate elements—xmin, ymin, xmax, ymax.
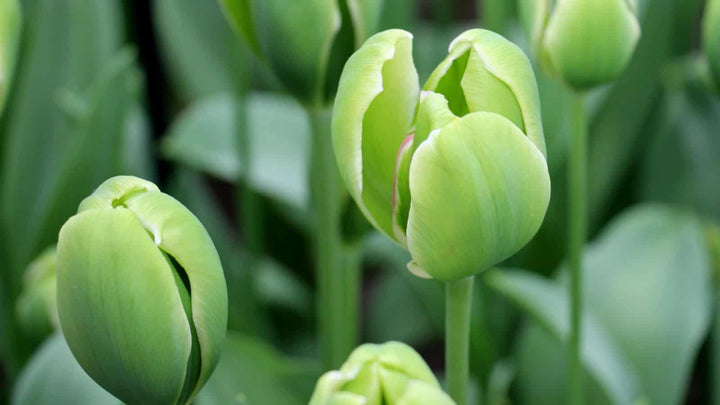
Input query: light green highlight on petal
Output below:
<box><xmin>406</xmin><ymin>112</ymin><xmax>550</xmax><ymax>281</ymax></box>
<box><xmin>332</xmin><ymin>29</ymin><xmax>419</xmax><ymax>242</ymax></box>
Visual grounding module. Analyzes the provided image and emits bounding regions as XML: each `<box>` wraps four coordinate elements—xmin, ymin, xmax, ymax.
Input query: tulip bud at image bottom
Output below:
<box><xmin>56</xmin><ymin>176</ymin><xmax>228</xmax><ymax>405</ymax></box>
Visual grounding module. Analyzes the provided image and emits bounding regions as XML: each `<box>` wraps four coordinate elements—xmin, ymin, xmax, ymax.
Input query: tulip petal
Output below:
<box><xmin>333</xmin><ymin>29</ymin><xmax>419</xmax><ymax>242</ymax></box>
<box><xmin>393</xmin><ymin>92</ymin><xmax>457</xmax><ymax>244</ymax></box>
<box><xmin>425</xmin><ymin>29</ymin><xmax>546</xmax><ymax>156</ymax></box>
<box><xmin>406</xmin><ymin>112</ymin><xmax>550</xmax><ymax>281</ymax></box>
<box><xmin>543</xmin><ymin>0</ymin><xmax>640</xmax><ymax>90</ymax></box>
<box><xmin>395</xmin><ymin>380</ymin><xmax>457</xmax><ymax>405</ymax></box>
<box><xmin>123</xmin><ymin>190</ymin><xmax>228</xmax><ymax>400</ymax></box>
<box><xmin>57</xmin><ymin>208</ymin><xmax>192</xmax><ymax>404</ymax></box>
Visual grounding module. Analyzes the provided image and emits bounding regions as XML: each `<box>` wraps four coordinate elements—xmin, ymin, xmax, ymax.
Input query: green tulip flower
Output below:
<box><xmin>704</xmin><ymin>0</ymin><xmax>720</xmax><ymax>90</ymax></box>
<box><xmin>219</xmin><ymin>0</ymin><xmax>382</xmax><ymax>105</ymax></box>
<box><xmin>56</xmin><ymin>176</ymin><xmax>228</xmax><ymax>405</ymax></box>
<box><xmin>16</xmin><ymin>247</ymin><xmax>59</xmax><ymax>339</ymax></box>
<box><xmin>0</xmin><ymin>0</ymin><xmax>21</xmax><ymax>112</ymax></box>
<box><xmin>333</xmin><ymin>29</ymin><xmax>550</xmax><ymax>281</ymax></box>
<box><xmin>519</xmin><ymin>0</ymin><xmax>640</xmax><ymax>90</ymax></box>
<box><xmin>310</xmin><ymin>341</ymin><xmax>456</xmax><ymax>405</ymax></box>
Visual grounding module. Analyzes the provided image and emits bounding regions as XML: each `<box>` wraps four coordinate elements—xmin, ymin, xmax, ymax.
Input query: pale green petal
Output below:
<box><xmin>406</xmin><ymin>112</ymin><xmax>550</xmax><ymax>280</ymax></box>
<box><xmin>332</xmin><ymin>29</ymin><xmax>419</xmax><ymax>242</ymax></box>
<box><xmin>57</xmin><ymin>208</ymin><xmax>191</xmax><ymax>404</ymax></box>
<box><xmin>310</xmin><ymin>371</ymin><xmax>352</xmax><ymax>405</ymax></box>
<box><xmin>425</xmin><ymin>29</ymin><xmax>546</xmax><ymax>156</ymax></box>
<box><xmin>0</xmin><ymin>0</ymin><xmax>21</xmax><ymax>113</ymax></box>
<box><xmin>327</xmin><ymin>392</ymin><xmax>369</xmax><ymax>405</ymax></box>
<box><xmin>543</xmin><ymin>0</ymin><xmax>640</xmax><ymax>89</ymax></box>
<box><xmin>374</xmin><ymin>342</ymin><xmax>439</xmax><ymax>385</ymax></box>
<box><xmin>704</xmin><ymin>0</ymin><xmax>720</xmax><ymax>89</ymax></box>
<box><xmin>123</xmin><ymin>191</ymin><xmax>228</xmax><ymax>399</ymax></box>
<box><xmin>395</xmin><ymin>380</ymin><xmax>456</xmax><ymax>405</ymax></box>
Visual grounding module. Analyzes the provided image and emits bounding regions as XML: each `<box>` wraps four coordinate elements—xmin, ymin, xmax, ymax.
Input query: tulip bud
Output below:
<box><xmin>333</xmin><ymin>29</ymin><xmax>550</xmax><ymax>280</ymax></box>
<box><xmin>520</xmin><ymin>0</ymin><xmax>640</xmax><ymax>90</ymax></box>
<box><xmin>704</xmin><ymin>0</ymin><xmax>720</xmax><ymax>90</ymax></box>
<box><xmin>310</xmin><ymin>341</ymin><xmax>455</xmax><ymax>405</ymax></box>
<box><xmin>219</xmin><ymin>0</ymin><xmax>382</xmax><ymax>105</ymax></box>
<box><xmin>16</xmin><ymin>247</ymin><xmax>59</xmax><ymax>339</ymax></box>
<box><xmin>56</xmin><ymin>176</ymin><xmax>228</xmax><ymax>405</ymax></box>
<box><xmin>0</xmin><ymin>0</ymin><xmax>21</xmax><ymax>112</ymax></box>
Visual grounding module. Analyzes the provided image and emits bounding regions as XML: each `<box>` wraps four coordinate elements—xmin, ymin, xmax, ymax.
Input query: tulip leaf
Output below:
<box><xmin>194</xmin><ymin>332</ymin><xmax>321</xmax><ymax>405</ymax></box>
<box><xmin>486</xmin><ymin>269</ymin><xmax>643</xmax><ymax>405</ymax></box>
<box><xmin>640</xmin><ymin>78</ymin><xmax>720</xmax><ymax>220</ymax></box>
<box><xmin>490</xmin><ymin>204</ymin><xmax>712</xmax><ymax>404</ymax></box>
<box><xmin>161</xmin><ymin>92</ymin><xmax>311</xmax><ymax>212</ymax></box>
<box><xmin>12</xmin><ymin>333</ymin><xmax>120</xmax><ymax>405</ymax></box>
<box><xmin>0</xmin><ymin>0</ymin><xmax>125</xmax><ymax>279</ymax></box>
<box><xmin>156</xmin><ymin>0</ymin><xmax>250</xmax><ymax>99</ymax></box>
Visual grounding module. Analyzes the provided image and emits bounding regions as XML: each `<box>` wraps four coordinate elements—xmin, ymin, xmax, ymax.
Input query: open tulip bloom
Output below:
<box><xmin>333</xmin><ymin>28</ymin><xmax>550</xmax><ymax>281</ymax></box>
<box><xmin>56</xmin><ymin>176</ymin><xmax>228</xmax><ymax>405</ymax></box>
<box><xmin>332</xmin><ymin>28</ymin><xmax>549</xmax><ymax>404</ymax></box>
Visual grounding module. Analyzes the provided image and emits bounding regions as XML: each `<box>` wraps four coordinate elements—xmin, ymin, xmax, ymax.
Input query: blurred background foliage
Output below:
<box><xmin>0</xmin><ymin>0</ymin><xmax>718</xmax><ymax>404</ymax></box>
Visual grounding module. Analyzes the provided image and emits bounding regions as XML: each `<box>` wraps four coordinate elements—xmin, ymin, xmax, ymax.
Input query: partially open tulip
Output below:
<box><xmin>0</xmin><ymin>0</ymin><xmax>21</xmax><ymax>112</ymax></box>
<box><xmin>56</xmin><ymin>176</ymin><xmax>228</xmax><ymax>405</ymax></box>
<box><xmin>310</xmin><ymin>341</ymin><xmax>456</xmax><ymax>405</ymax></box>
<box><xmin>16</xmin><ymin>247</ymin><xmax>59</xmax><ymax>339</ymax></box>
<box><xmin>704</xmin><ymin>0</ymin><xmax>720</xmax><ymax>90</ymax></box>
<box><xmin>219</xmin><ymin>0</ymin><xmax>383</xmax><ymax>105</ymax></box>
<box><xmin>333</xmin><ymin>29</ymin><xmax>550</xmax><ymax>280</ymax></box>
<box><xmin>519</xmin><ymin>0</ymin><xmax>640</xmax><ymax>90</ymax></box>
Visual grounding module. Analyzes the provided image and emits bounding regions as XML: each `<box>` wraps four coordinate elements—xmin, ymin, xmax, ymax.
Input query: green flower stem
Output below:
<box><xmin>341</xmin><ymin>243</ymin><xmax>363</xmax><ymax>361</ymax></box>
<box><xmin>568</xmin><ymin>91</ymin><xmax>587</xmax><ymax>405</ymax></box>
<box><xmin>446</xmin><ymin>276</ymin><xmax>474</xmax><ymax>405</ymax></box>
<box><xmin>233</xmin><ymin>94</ymin><xmax>265</xmax><ymax>335</ymax></box>
<box><xmin>309</xmin><ymin>107</ymin><xmax>353</xmax><ymax>369</ymax></box>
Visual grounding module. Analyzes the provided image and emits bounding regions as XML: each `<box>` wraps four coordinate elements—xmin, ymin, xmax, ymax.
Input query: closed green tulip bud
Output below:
<box><xmin>0</xmin><ymin>0</ymin><xmax>21</xmax><ymax>112</ymax></box>
<box><xmin>333</xmin><ymin>29</ymin><xmax>550</xmax><ymax>280</ymax></box>
<box><xmin>310</xmin><ymin>341</ymin><xmax>455</xmax><ymax>405</ymax></box>
<box><xmin>16</xmin><ymin>247</ymin><xmax>59</xmax><ymax>339</ymax></box>
<box><xmin>704</xmin><ymin>0</ymin><xmax>720</xmax><ymax>90</ymax></box>
<box><xmin>56</xmin><ymin>176</ymin><xmax>228</xmax><ymax>405</ymax></box>
<box><xmin>219</xmin><ymin>0</ymin><xmax>382</xmax><ymax>105</ymax></box>
<box><xmin>520</xmin><ymin>0</ymin><xmax>640</xmax><ymax>90</ymax></box>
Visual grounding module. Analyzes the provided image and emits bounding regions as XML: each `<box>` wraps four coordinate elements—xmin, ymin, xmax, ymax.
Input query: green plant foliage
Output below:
<box><xmin>12</xmin><ymin>333</ymin><xmax>120</xmax><ymax>405</ymax></box>
<box><xmin>155</xmin><ymin>0</ymin><xmax>251</xmax><ymax>99</ymax></box>
<box><xmin>162</xmin><ymin>93</ymin><xmax>311</xmax><ymax>212</ymax></box>
<box><xmin>490</xmin><ymin>205</ymin><xmax>712</xmax><ymax>404</ymax></box>
<box><xmin>0</xmin><ymin>0</ymin><xmax>21</xmax><ymax>113</ymax></box>
<box><xmin>195</xmin><ymin>332</ymin><xmax>322</xmax><ymax>404</ymax></box>
<box><xmin>640</xmin><ymin>74</ymin><xmax>720</xmax><ymax>220</ymax></box>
